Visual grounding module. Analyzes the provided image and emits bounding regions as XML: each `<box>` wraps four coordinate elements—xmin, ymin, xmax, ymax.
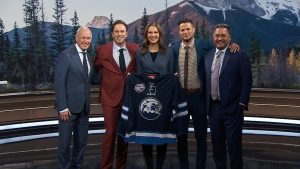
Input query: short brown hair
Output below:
<box><xmin>111</xmin><ymin>20</ymin><xmax>128</xmax><ymax>32</ymax></box>
<box><xmin>178</xmin><ymin>18</ymin><xmax>194</xmax><ymax>26</ymax></box>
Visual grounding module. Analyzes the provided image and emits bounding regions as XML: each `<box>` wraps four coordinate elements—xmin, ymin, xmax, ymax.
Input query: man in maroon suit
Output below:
<box><xmin>94</xmin><ymin>20</ymin><xmax>139</xmax><ymax>169</ymax></box>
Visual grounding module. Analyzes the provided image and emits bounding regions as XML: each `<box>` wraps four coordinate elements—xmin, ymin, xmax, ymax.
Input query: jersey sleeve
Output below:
<box><xmin>117</xmin><ymin>75</ymin><xmax>132</xmax><ymax>138</ymax></box>
<box><xmin>171</xmin><ymin>75</ymin><xmax>189</xmax><ymax>136</ymax></box>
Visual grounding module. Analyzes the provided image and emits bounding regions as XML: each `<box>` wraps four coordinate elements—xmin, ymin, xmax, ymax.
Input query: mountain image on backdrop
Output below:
<box><xmin>1</xmin><ymin>0</ymin><xmax>300</xmax><ymax>92</ymax></box>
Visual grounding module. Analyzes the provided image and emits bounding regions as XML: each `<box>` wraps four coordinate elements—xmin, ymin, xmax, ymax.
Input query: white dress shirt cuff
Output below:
<box><xmin>59</xmin><ymin>108</ymin><xmax>69</xmax><ymax>113</ymax></box>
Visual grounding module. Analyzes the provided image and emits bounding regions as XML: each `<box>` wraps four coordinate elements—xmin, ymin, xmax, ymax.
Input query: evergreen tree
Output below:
<box><xmin>1</xmin><ymin>33</ymin><xmax>11</xmax><ymax>82</ymax></box>
<box><xmin>70</xmin><ymin>11</ymin><xmax>80</xmax><ymax>44</ymax></box>
<box><xmin>95</xmin><ymin>30</ymin><xmax>107</xmax><ymax>46</ymax></box>
<box><xmin>95</xmin><ymin>33</ymin><xmax>101</xmax><ymax>47</ymax></box>
<box><xmin>248</xmin><ymin>34</ymin><xmax>265</xmax><ymax>87</ymax></box>
<box><xmin>51</xmin><ymin>0</ymin><xmax>68</xmax><ymax>56</ymax></box>
<box><xmin>278</xmin><ymin>46</ymin><xmax>289</xmax><ymax>87</ymax></box>
<box><xmin>40</xmin><ymin>0</ymin><xmax>52</xmax><ymax>84</ymax></box>
<box><xmin>133</xmin><ymin>26</ymin><xmax>140</xmax><ymax>44</ymax></box>
<box><xmin>101</xmin><ymin>30</ymin><xmax>106</xmax><ymax>45</ymax></box>
<box><xmin>200</xmin><ymin>18</ymin><xmax>209</xmax><ymax>40</ymax></box>
<box><xmin>10</xmin><ymin>22</ymin><xmax>24</xmax><ymax>84</ymax></box>
<box><xmin>12</xmin><ymin>22</ymin><xmax>21</xmax><ymax>58</ymax></box>
<box><xmin>23</xmin><ymin>0</ymin><xmax>42</xmax><ymax>90</ymax></box>
<box><xmin>0</xmin><ymin>18</ymin><xmax>4</xmax><ymax>63</ymax></box>
<box><xmin>108</xmin><ymin>13</ymin><xmax>114</xmax><ymax>42</ymax></box>
<box><xmin>140</xmin><ymin>8</ymin><xmax>148</xmax><ymax>39</ymax></box>
<box><xmin>3</xmin><ymin>34</ymin><xmax>11</xmax><ymax>69</ymax></box>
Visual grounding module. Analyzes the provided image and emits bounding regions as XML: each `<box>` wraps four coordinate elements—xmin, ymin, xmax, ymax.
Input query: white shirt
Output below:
<box><xmin>112</xmin><ymin>42</ymin><xmax>131</xmax><ymax>68</ymax></box>
<box><xmin>75</xmin><ymin>43</ymin><xmax>90</xmax><ymax>74</ymax></box>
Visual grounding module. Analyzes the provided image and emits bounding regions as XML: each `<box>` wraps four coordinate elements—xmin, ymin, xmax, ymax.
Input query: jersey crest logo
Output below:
<box><xmin>139</xmin><ymin>97</ymin><xmax>162</xmax><ymax>120</ymax></box>
<box><xmin>134</xmin><ymin>83</ymin><xmax>145</xmax><ymax>93</ymax></box>
<box><xmin>146</xmin><ymin>83</ymin><xmax>156</xmax><ymax>96</ymax></box>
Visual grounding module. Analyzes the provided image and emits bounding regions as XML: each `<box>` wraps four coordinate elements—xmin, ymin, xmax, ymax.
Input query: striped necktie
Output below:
<box><xmin>211</xmin><ymin>50</ymin><xmax>223</xmax><ymax>100</ymax></box>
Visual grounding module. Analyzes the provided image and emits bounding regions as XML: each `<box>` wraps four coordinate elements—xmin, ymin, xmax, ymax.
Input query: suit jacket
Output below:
<box><xmin>170</xmin><ymin>39</ymin><xmax>211</xmax><ymax>114</ymax></box>
<box><xmin>54</xmin><ymin>44</ymin><xmax>93</xmax><ymax>114</ymax></box>
<box><xmin>94</xmin><ymin>42</ymin><xmax>139</xmax><ymax>107</ymax></box>
<box><xmin>204</xmin><ymin>48</ymin><xmax>252</xmax><ymax>114</ymax></box>
<box><xmin>136</xmin><ymin>48</ymin><xmax>175</xmax><ymax>75</ymax></box>
<box><xmin>171</xmin><ymin>39</ymin><xmax>210</xmax><ymax>95</ymax></box>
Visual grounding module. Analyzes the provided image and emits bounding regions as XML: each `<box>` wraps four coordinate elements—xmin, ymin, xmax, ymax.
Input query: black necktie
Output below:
<box><xmin>184</xmin><ymin>46</ymin><xmax>189</xmax><ymax>89</ymax></box>
<box><xmin>82</xmin><ymin>51</ymin><xmax>88</xmax><ymax>78</ymax></box>
<box><xmin>119</xmin><ymin>48</ymin><xmax>126</xmax><ymax>74</ymax></box>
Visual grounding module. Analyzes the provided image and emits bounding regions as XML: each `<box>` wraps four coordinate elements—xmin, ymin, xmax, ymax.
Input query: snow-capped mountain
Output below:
<box><xmin>128</xmin><ymin>0</ymin><xmax>300</xmax><ymax>50</ymax></box>
<box><xmin>85</xmin><ymin>16</ymin><xmax>109</xmax><ymax>29</ymax></box>
<box><xmin>193</xmin><ymin>0</ymin><xmax>300</xmax><ymax>26</ymax></box>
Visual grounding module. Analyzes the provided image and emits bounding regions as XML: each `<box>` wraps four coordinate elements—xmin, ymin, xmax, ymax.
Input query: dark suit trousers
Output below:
<box><xmin>209</xmin><ymin>100</ymin><xmax>244</xmax><ymax>169</ymax></box>
<box><xmin>142</xmin><ymin>144</ymin><xmax>167</xmax><ymax>169</ymax></box>
<box><xmin>58</xmin><ymin>110</ymin><xmax>89</xmax><ymax>169</ymax></box>
<box><xmin>101</xmin><ymin>105</ymin><xmax>128</xmax><ymax>169</ymax></box>
<box><xmin>177</xmin><ymin>91</ymin><xmax>208</xmax><ymax>169</ymax></box>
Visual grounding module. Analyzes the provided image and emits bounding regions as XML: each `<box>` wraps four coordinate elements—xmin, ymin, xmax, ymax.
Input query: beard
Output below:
<box><xmin>182</xmin><ymin>36</ymin><xmax>193</xmax><ymax>44</ymax></box>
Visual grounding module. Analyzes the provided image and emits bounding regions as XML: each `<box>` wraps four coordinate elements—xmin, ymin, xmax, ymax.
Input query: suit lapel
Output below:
<box><xmin>87</xmin><ymin>53</ymin><xmax>94</xmax><ymax>80</ymax></box>
<box><xmin>150</xmin><ymin>52</ymin><xmax>163</xmax><ymax>73</ymax></box>
<box><xmin>106</xmin><ymin>43</ymin><xmax>122</xmax><ymax>74</ymax></box>
<box><xmin>205</xmin><ymin>49</ymin><xmax>216</xmax><ymax>78</ymax></box>
<box><xmin>220</xmin><ymin>50</ymin><xmax>230</xmax><ymax>75</ymax></box>
<box><xmin>153</xmin><ymin>52</ymin><xmax>161</xmax><ymax>66</ymax></box>
<box><xmin>126</xmin><ymin>44</ymin><xmax>137</xmax><ymax>73</ymax></box>
<box><xmin>195</xmin><ymin>40</ymin><xmax>201</xmax><ymax>62</ymax></box>
<box><xmin>70</xmin><ymin>45</ymin><xmax>86</xmax><ymax>79</ymax></box>
<box><xmin>173</xmin><ymin>42</ymin><xmax>180</xmax><ymax>71</ymax></box>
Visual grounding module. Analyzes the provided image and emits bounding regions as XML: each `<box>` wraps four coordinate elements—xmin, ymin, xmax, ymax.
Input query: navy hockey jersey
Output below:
<box><xmin>118</xmin><ymin>73</ymin><xmax>189</xmax><ymax>145</ymax></box>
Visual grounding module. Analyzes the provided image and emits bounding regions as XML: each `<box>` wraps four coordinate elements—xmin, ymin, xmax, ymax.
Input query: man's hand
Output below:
<box><xmin>60</xmin><ymin>110</ymin><xmax>71</xmax><ymax>122</ymax></box>
<box><xmin>228</xmin><ymin>43</ymin><xmax>240</xmax><ymax>53</ymax></box>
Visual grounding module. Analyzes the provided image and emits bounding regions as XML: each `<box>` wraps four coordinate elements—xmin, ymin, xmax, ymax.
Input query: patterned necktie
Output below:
<box><xmin>184</xmin><ymin>46</ymin><xmax>189</xmax><ymax>89</ymax></box>
<box><xmin>82</xmin><ymin>51</ymin><xmax>88</xmax><ymax>78</ymax></box>
<box><xmin>119</xmin><ymin>48</ymin><xmax>126</xmax><ymax>74</ymax></box>
<box><xmin>211</xmin><ymin>50</ymin><xmax>223</xmax><ymax>100</ymax></box>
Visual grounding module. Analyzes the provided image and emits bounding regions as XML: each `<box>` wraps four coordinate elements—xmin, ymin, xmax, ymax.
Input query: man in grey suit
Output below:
<box><xmin>54</xmin><ymin>26</ymin><xmax>93</xmax><ymax>169</ymax></box>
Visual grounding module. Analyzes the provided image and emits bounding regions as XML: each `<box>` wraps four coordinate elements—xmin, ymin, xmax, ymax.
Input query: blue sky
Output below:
<box><xmin>0</xmin><ymin>0</ymin><xmax>182</xmax><ymax>32</ymax></box>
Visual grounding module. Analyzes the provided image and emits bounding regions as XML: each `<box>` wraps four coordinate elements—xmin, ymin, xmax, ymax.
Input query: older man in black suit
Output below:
<box><xmin>205</xmin><ymin>24</ymin><xmax>252</xmax><ymax>169</ymax></box>
<box><xmin>54</xmin><ymin>26</ymin><xmax>93</xmax><ymax>169</ymax></box>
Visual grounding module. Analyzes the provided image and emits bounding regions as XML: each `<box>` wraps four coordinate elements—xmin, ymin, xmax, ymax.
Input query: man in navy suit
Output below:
<box><xmin>54</xmin><ymin>26</ymin><xmax>93</xmax><ymax>169</ymax></box>
<box><xmin>205</xmin><ymin>24</ymin><xmax>252</xmax><ymax>169</ymax></box>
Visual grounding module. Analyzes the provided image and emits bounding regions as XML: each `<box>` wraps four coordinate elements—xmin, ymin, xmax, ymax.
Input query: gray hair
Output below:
<box><xmin>75</xmin><ymin>26</ymin><xmax>92</xmax><ymax>38</ymax></box>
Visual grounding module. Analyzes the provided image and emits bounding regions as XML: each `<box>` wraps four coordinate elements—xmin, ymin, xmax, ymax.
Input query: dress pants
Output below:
<box><xmin>209</xmin><ymin>100</ymin><xmax>244</xmax><ymax>169</ymax></box>
<box><xmin>177</xmin><ymin>90</ymin><xmax>208</xmax><ymax>169</ymax></box>
<box><xmin>58</xmin><ymin>110</ymin><xmax>89</xmax><ymax>169</ymax></box>
<box><xmin>142</xmin><ymin>144</ymin><xmax>167</xmax><ymax>169</ymax></box>
<box><xmin>101</xmin><ymin>105</ymin><xmax>128</xmax><ymax>169</ymax></box>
